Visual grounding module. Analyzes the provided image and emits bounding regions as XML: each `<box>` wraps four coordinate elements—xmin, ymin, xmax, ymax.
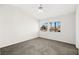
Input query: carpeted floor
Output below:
<box><xmin>1</xmin><ymin>37</ymin><xmax>78</xmax><ymax>55</ymax></box>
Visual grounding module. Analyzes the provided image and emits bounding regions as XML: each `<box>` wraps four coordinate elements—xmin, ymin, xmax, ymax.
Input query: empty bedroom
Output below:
<box><xmin>0</xmin><ymin>4</ymin><xmax>79</xmax><ymax>55</ymax></box>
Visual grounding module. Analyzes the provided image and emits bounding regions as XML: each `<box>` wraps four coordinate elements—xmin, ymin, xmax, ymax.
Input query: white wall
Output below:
<box><xmin>0</xmin><ymin>5</ymin><xmax>39</xmax><ymax>48</ymax></box>
<box><xmin>76</xmin><ymin>5</ymin><xmax>79</xmax><ymax>48</ymax></box>
<box><xmin>40</xmin><ymin>13</ymin><xmax>75</xmax><ymax>44</ymax></box>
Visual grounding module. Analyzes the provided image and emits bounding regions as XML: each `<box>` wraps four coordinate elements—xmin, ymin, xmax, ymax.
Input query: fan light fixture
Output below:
<box><xmin>38</xmin><ymin>4</ymin><xmax>43</xmax><ymax>12</ymax></box>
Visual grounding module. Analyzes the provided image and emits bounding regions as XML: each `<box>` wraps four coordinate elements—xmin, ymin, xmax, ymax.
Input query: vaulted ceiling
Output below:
<box><xmin>9</xmin><ymin>4</ymin><xmax>77</xmax><ymax>20</ymax></box>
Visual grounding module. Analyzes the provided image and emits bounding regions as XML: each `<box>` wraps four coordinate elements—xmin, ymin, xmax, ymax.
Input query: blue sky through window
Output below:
<box><xmin>49</xmin><ymin>21</ymin><xmax>61</xmax><ymax>27</ymax></box>
<box><xmin>55</xmin><ymin>21</ymin><xmax>61</xmax><ymax>27</ymax></box>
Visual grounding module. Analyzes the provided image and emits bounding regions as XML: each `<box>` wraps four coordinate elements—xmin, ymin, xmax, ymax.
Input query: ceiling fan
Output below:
<box><xmin>38</xmin><ymin>4</ymin><xmax>43</xmax><ymax>12</ymax></box>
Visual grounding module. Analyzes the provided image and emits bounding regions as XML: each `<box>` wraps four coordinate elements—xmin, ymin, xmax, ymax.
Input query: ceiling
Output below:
<box><xmin>11</xmin><ymin>4</ymin><xmax>76</xmax><ymax>20</ymax></box>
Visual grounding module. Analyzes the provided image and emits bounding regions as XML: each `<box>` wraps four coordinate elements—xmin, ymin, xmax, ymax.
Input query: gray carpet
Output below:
<box><xmin>1</xmin><ymin>37</ymin><xmax>78</xmax><ymax>55</ymax></box>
